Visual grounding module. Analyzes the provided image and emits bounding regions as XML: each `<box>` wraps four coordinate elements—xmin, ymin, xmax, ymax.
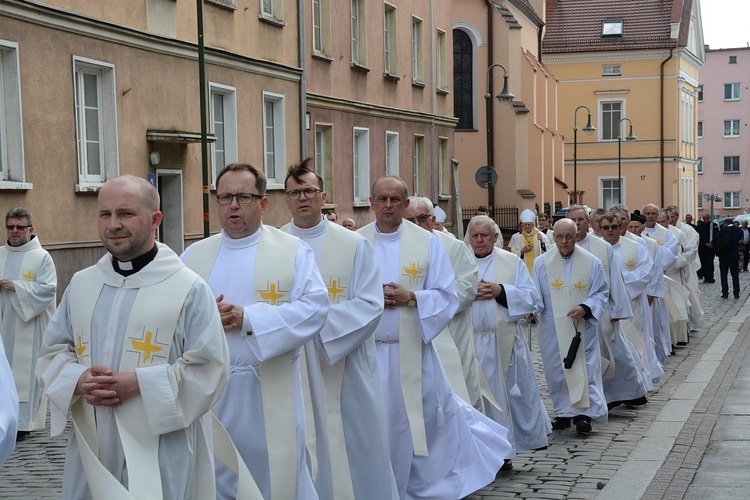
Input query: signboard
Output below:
<box><xmin>475</xmin><ymin>166</ymin><xmax>498</xmax><ymax>188</ymax></box>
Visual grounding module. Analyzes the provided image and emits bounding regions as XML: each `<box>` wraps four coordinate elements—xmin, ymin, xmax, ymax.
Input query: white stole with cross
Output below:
<box><xmin>617</xmin><ymin>237</ymin><xmax>647</xmax><ymax>369</ymax></box>
<box><xmin>581</xmin><ymin>236</ymin><xmax>617</xmax><ymax>378</ymax></box>
<box><xmin>542</xmin><ymin>248</ymin><xmax>594</xmax><ymax>408</ymax></box>
<box><xmin>488</xmin><ymin>248</ymin><xmax>523</xmax><ymax>381</ymax></box>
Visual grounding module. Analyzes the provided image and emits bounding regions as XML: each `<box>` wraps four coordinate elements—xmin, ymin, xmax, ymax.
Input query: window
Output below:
<box><xmin>601</xmin><ymin>178</ymin><xmax>621</xmax><ymax>210</ymax></box>
<box><xmin>413</xmin><ymin>134</ymin><xmax>425</xmax><ymax>195</ymax></box>
<box><xmin>600</xmin><ymin>100</ymin><xmax>623</xmax><ymax>141</ymax></box>
<box><xmin>697</xmin><ymin>192</ymin><xmax>703</xmax><ymax>210</ymax></box>
<box><xmin>261</xmin><ymin>0</ymin><xmax>283</xmax><ymax>22</ymax></box>
<box><xmin>209</xmin><ymin>84</ymin><xmax>238</xmax><ymax>184</ymax></box>
<box><xmin>724</xmin><ymin>119</ymin><xmax>741</xmax><ymax>137</ymax></box>
<box><xmin>383</xmin><ymin>4</ymin><xmax>397</xmax><ymax>75</ymax></box>
<box><xmin>315</xmin><ymin>124</ymin><xmax>333</xmax><ymax>198</ymax></box>
<box><xmin>262</xmin><ymin>92</ymin><xmax>286</xmax><ymax>186</ymax></box>
<box><xmin>351</xmin><ymin>0</ymin><xmax>367</xmax><ymax>66</ymax></box>
<box><xmin>724</xmin><ymin>156</ymin><xmax>740</xmax><ymax>173</ymax></box>
<box><xmin>385</xmin><ymin>131</ymin><xmax>399</xmax><ymax>175</ymax></box>
<box><xmin>0</xmin><ymin>41</ymin><xmax>27</xmax><ymax>188</ymax></box>
<box><xmin>73</xmin><ymin>56</ymin><xmax>119</xmax><ymax>188</ymax></box>
<box><xmin>312</xmin><ymin>0</ymin><xmax>331</xmax><ymax>56</ymax></box>
<box><xmin>353</xmin><ymin>127</ymin><xmax>370</xmax><ymax>203</ymax></box>
<box><xmin>730</xmin><ymin>55</ymin><xmax>737</xmax><ymax>64</ymax></box>
<box><xmin>438</xmin><ymin>136</ymin><xmax>450</xmax><ymax>197</ymax></box>
<box><xmin>697</xmin><ymin>157</ymin><xmax>703</xmax><ymax>175</ymax></box>
<box><xmin>602</xmin><ymin>64</ymin><xmax>621</xmax><ymax>76</ymax></box>
<box><xmin>698</xmin><ymin>84</ymin><xmax>704</xmax><ymax>102</ymax></box>
<box><xmin>725</xmin><ymin>191</ymin><xmax>741</xmax><ymax>209</ymax></box>
<box><xmin>412</xmin><ymin>17</ymin><xmax>424</xmax><ymax>84</ymax></box>
<box><xmin>602</xmin><ymin>19</ymin><xmax>623</xmax><ymax>37</ymax></box>
<box><xmin>697</xmin><ymin>121</ymin><xmax>703</xmax><ymax>138</ymax></box>
<box><xmin>436</xmin><ymin>29</ymin><xmax>447</xmax><ymax>91</ymax></box>
<box><xmin>724</xmin><ymin>83</ymin><xmax>741</xmax><ymax>101</ymax></box>
<box><xmin>453</xmin><ymin>29</ymin><xmax>474</xmax><ymax>130</ymax></box>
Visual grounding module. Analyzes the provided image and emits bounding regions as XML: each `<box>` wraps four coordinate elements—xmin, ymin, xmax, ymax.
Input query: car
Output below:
<box><xmin>552</xmin><ymin>205</ymin><xmax>592</xmax><ymax>223</ymax></box>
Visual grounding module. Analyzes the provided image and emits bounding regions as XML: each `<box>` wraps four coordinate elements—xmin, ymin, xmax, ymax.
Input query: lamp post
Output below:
<box><xmin>485</xmin><ymin>63</ymin><xmax>515</xmax><ymax>211</ymax></box>
<box><xmin>573</xmin><ymin>105</ymin><xmax>596</xmax><ymax>205</ymax></box>
<box><xmin>704</xmin><ymin>193</ymin><xmax>721</xmax><ymax>239</ymax></box>
<box><xmin>617</xmin><ymin>117</ymin><xmax>637</xmax><ymax>204</ymax></box>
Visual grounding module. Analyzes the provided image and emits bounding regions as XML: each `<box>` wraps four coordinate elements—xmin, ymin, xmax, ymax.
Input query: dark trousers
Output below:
<box><xmin>719</xmin><ymin>256</ymin><xmax>740</xmax><ymax>297</ymax></box>
<box><xmin>743</xmin><ymin>243</ymin><xmax>750</xmax><ymax>271</ymax></box>
<box><xmin>698</xmin><ymin>248</ymin><xmax>715</xmax><ymax>281</ymax></box>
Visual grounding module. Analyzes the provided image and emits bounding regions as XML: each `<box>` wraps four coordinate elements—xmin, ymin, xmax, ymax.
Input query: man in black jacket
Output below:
<box><xmin>696</xmin><ymin>213</ymin><xmax>719</xmax><ymax>283</ymax></box>
<box><xmin>712</xmin><ymin>218</ymin><xmax>743</xmax><ymax>299</ymax></box>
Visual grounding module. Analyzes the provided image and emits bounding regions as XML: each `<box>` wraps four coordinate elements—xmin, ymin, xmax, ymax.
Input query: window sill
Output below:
<box><xmin>267</xmin><ymin>183</ymin><xmax>285</xmax><ymax>191</ymax></box>
<box><xmin>436</xmin><ymin>87</ymin><xmax>450</xmax><ymax>95</ymax></box>
<box><xmin>0</xmin><ymin>181</ymin><xmax>33</xmax><ymax>190</ymax></box>
<box><xmin>258</xmin><ymin>13</ymin><xmax>286</xmax><ymax>27</ymax></box>
<box><xmin>723</xmin><ymin>171</ymin><xmax>741</xmax><ymax>174</ymax></box>
<box><xmin>383</xmin><ymin>72</ymin><xmax>401</xmax><ymax>82</ymax></box>
<box><xmin>206</xmin><ymin>0</ymin><xmax>238</xmax><ymax>11</ymax></box>
<box><xmin>75</xmin><ymin>183</ymin><xmax>103</xmax><ymax>193</ymax></box>
<box><xmin>412</xmin><ymin>79</ymin><xmax>425</xmax><ymax>88</ymax></box>
<box><xmin>352</xmin><ymin>200</ymin><xmax>371</xmax><ymax>208</ymax></box>
<box><xmin>312</xmin><ymin>52</ymin><xmax>334</xmax><ymax>62</ymax></box>
<box><xmin>723</xmin><ymin>135</ymin><xmax>741</xmax><ymax>139</ymax></box>
<box><xmin>351</xmin><ymin>62</ymin><xmax>371</xmax><ymax>73</ymax></box>
<box><xmin>438</xmin><ymin>194</ymin><xmax>452</xmax><ymax>201</ymax></box>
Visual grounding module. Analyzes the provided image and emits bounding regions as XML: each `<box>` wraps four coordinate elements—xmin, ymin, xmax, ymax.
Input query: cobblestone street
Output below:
<box><xmin>1</xmin><ymin>271</ymin><xmax>749</xmax><ymax>499</ymax></box>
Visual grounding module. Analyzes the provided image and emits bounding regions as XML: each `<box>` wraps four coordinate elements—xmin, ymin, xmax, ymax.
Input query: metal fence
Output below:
<box><xmin>462</xmin><ymin>205</ymin><xmax>519</xmax><ymax>233</ymax></box>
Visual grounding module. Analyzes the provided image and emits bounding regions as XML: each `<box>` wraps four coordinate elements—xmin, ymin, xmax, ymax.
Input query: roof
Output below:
<box><xmin>542</xmin><ymin>0</ymin><xmax>693</xmax><ymax>54</ymax></box>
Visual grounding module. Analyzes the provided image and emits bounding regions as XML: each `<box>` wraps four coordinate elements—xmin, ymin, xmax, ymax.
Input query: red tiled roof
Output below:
<box><xmin>542</xmin><ymin>0</ymin><xmax>688</xmax><ymax>54</ymax></box>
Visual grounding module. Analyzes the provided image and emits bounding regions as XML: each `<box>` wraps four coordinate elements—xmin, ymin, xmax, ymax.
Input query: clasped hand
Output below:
<box><xmin>383</xmin><ymin>282</ymin><xmax>409</xmax><ymax>309</ymax></box>
<box><xmin>75</xmin><ymin>365</ymin><xmax>140</xmax><ymax>407</ymax></box>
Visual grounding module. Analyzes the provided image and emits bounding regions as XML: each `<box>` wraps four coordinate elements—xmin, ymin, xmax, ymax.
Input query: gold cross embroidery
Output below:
<box><xmin>625</xmin><ymin>259</ymin><xmax>635</xmax><ymax>270</ymax></box>
<box><xmin>327</xmin><ymin>279</ymin><xmax>346</xmax><ymax>303</ymax></box>
<box><xmin>22</xmin><ymin>270</ymin><xmax>36</xmax><ymax>281</ymax></box>
<box><xmin>550</xmin><ymin>278</ymin><xmax>565</xmax><ymax>292</ymax></box>
<box><xmin>131</xmin><ymin>330</ymin><xmax>164</xmax><ymax>364</ymax></box>
<box><xmin>75</xmin><ymin>334</ymin><xmax>87</xmax><ymax>362</ymax></box>
<box><xmin>259</xmin><ymin>283</ymin><xmax>286</xmax><ymax>305</ymax></box>
<box><xmin>573</xmin><ymin>280</ymin><xmax>587</xmax><ymax>294</ymax></box>
<box><xmin>403</xmin><ymin>262</ymin><xmax>424</xmax><ymax>283</ymax></box>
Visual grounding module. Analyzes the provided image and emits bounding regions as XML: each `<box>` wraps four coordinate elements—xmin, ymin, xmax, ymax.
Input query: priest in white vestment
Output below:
<box><xmin>37</xmin><ymin>175</ymin><xmax>229</xmax><ymax>500</ymax></box>
<box><xmin>0</xmin><ymin>340</ymin><xmax>18</xmax><ymax>467</ymax></box>
<box><xmin>532</xmin><ymin>219</ymin><xmax>609</xmax><ymax>434</ymax></box>
<box><xmin>359</xmin><ymin>176</ymin><xmax>511</xmax><ymax>499</ymax></box>
<box><xmin>181</xmin><ymin>163</ymin><xmax>329</xmax><ymax>500</ymax></box>
<box><xmin>511</xmin><ymin>209</ymin><xmax>549</xmax><ymax>275</ymax></box>
<box><xmin>0</xmin><ymin>207</ymin><xmax>56</xmax><ymax>436</ymax></box>
<box><xmin>467</xmin><ymin>216</ymin><xmax>550</xmax><ymax>457</ymax></box>
<box><xmin>280</xmin><ymin>160</ymin><xmax>397</xmax><ymax>500</ymax></box>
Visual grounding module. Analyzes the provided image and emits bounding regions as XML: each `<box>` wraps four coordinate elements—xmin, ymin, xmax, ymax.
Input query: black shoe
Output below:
<box><xmin>16</xmin><ymin>431</ymin><xmax>29</xmax><ymax>441</ymax></box>
<box><xmin>623</xmin><ymin>396</ymin><xmax>648</xmax><ymax>407</ymax></box>
<box><xmin>607</xmin><ymin>401</ymin><xmax>622</xmax><ymax>411</ymax></box>
<box><xmin>551</xmin><ymin>416</ymin><xmax>571</xmax><ymax>429</ymax></box>
<box><xmin>705</xmin><ymin>279</ymin><xmax>716</xmax><ymax>283</ymax></box>
<box><xmin>500</xmin><ymin>459</ymin><xmax>513</xmax><ymax>471</ymax></box>
<box><xmin>573</xmin><ymin>415</ymin><xmax>592</xmax><ymax>434</ymax></box>
<box><xmin>722</xmin><ymin>294</ymin><xmax>729</xmax><ymax>299</ymax></box>
<box><xmin>735</xmin><ymin>294</ymin><xmax>741</xmax><ymax>299</ymax></box>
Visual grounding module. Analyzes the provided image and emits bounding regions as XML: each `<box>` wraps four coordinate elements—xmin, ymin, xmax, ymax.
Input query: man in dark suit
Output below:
<box><xmin>696</xmin><ymin>213</ymin><xmax>719</xmax><ymax>283</ymax></box>
<box><xmin>712</xmin><ymin>218</ymin><xmax>743</xmax><ymax>299</ymax></box>
<box><xmin>741</xmin><ymin>220</ymin><xmax>750</xmax><ymax>271</ymax></box>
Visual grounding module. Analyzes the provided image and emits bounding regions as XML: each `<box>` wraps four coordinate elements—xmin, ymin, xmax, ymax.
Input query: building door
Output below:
<box><xmin>156</xmin><ymin>169</ymin><xmax>184</xmax><ymax>254</ymax></box>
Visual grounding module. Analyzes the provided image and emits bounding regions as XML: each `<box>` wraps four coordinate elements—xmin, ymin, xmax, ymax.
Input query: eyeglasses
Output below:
<box><xmin>600</xmin><ymin>225</ymin><xmax>620</xmax><ymax>231</ymax></box>
<box><xmin>216</xmin><ymin>193</ymin><xmax>263</xmax><ymax>205</ymax></box>
<box><xmin>405</xmin><ymin>214</ymin><xmax>431</xmax><ymax>224</ymax></box>
<box><xmin>285</xmin><ymin>188</ymin><xmax>323</xmax><ymax>200</ymax></box>
<box><xmin>6</xmin><ymin>225</ymin><xmax>30</xmax><ymax>231</ymax></box>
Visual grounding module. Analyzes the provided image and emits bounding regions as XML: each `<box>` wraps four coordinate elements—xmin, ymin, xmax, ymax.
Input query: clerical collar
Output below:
<box><xmin>560</xmin><ymin>251</ymin><xmax>574</xmax><ymax>260</ymax></box>
<box><xmin>112</xmin><ymin>244</ymin><xmax>158</xmax><ymax>276</ymax></box>
<box><xmin>292</xmin><ymin>215</ymin><xmax>327</xmax><ymax>238</ymax></box>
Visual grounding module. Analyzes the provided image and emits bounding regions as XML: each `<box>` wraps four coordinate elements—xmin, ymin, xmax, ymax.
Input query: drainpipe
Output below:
<box><xmin>660</xmin><ymin>47</ymin><xmax>674</xmax><ymax>207</ymax></box>
<box><xmin>429</xmin><ymin>0</ymin><xmax>436</xmax><ymax>201</ymax></box>
<box><xmin>484</xmin><ymin>0</ymin><xmax>494</xmax><ymax>210</ymax></box>
<box><xmin>298</xmin><ymin>0</ymin><xmax>307</xmax><ymax>159</ymax></box>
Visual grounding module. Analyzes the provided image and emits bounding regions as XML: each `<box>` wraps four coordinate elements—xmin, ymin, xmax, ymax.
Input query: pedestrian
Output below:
<box><xmin>0</xmin><ymin>207</ymin><xmax>56</xmax><ymax>441</ymax></box>
<box><xmin>740</xmin><ymin>221</ymin><xmax>750</xmax><ymax>271</ymax></box>
<box><xmin>711</xmin><ymin>219</ymin><xmax>743</xmax><ymax>299</ymax></box>
<box><xmin>37</xmin><ymin>175</ymin><xmax>229</xmax><ymax>499</ymax></box>
<box><xmin>696</xmin><ymin>213</ymin><xmax>718</xmax><ymax>283</ymax></box>
<box><xmin>511</xmin><ymin>209</ymin><xmax>548</xmax><ymax>275</ymax></box>
<box><xmin>181</xmin><ymin>162</ymin><xmax>329</xmax><ymax>499</ymax></box>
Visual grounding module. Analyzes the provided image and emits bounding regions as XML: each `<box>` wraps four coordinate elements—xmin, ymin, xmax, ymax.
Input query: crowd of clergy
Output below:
<box><xmin>0</xmin><ymin>161</ymin><xmax>710</xmax><ymax>499</ymax></box>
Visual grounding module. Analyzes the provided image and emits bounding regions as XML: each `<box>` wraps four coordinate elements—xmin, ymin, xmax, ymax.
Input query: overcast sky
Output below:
<box><xmin>701</xmin><ymin>0</ymin><xmax>750</xmax><ymax>50</ymax></box>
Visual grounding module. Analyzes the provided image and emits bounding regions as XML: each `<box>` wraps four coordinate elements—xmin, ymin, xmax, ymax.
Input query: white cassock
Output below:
<box><xmin>360</xmin><ymin>222</ymin><xmax>510</xmax><ymax>500</ymax></box>
<box><xmin>37</xmin><ymin>245</ymin><xmax>229</xmax><ymax>499</ymax></box>
<box><xmin>675</xmin><ymin>221</ymin><xmax>703</xmax><ymax>329</ymax></box>
<box><xmin>181</xmin><ymin>227</ymin><xmax>329</xmax><ymax>500</ymax></box>
<box><xmin>0</xmin><ymin>236</ymin><xmax>56</xmax><ymax>431</ymax></box>
<box><xmin>578</xmin><ymin>236</ymin><xmax>646</xmax><ymax>404</ymax></box>
<box><xmin>282</xmin><ymin>217</ymin><xmax>398</xmax><ymax>500</ymax></box>
<box><xmin>532</xmin><ymin>248</ymin><xmax>609</xmax><ymax>423</ymax></box>
<box><xmin>643</xmin><ymin>236</ymin><xmax>672</xmax><ymax>364</ymax></box>
<box><xmin>472</xmin><ymin>248</ymin><xmax>551</xmax><ymax>452</ymax></box>
<box><xmin>0</xmin><ymin>340</ymin><xmax>18</xmax><ymax>467</ymax></box>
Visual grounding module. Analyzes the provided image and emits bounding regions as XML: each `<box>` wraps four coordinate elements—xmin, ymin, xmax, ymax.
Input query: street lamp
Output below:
<box><xmin>617</xmin><ymin>117</ymin><xmax>637</xmax><ymax>204</ymax></box>
<box><xmin>485</xmin><ymin>63</ymin><xmax>515</xmax><ymax>211</ymax></box>
<box><xmin>704</xmin><ymin>193</ymin><xmax>721</xmax><ymax>239</ymax></box>
<box><xmin>573</xmin><ymin>105</ymin><xmax>596</xmax><ymax>205</ymax></box>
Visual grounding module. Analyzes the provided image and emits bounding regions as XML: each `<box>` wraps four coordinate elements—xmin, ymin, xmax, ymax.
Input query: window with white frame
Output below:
<box><xmin>724</xmin><ymin>119</ymin><xmax>741</xmax><ymax>137</ymax></box>
<box><xmin>385</xmin><ymin>131</ymin><xmax>399</xmax><ymax>175</ymax></box>
<box><xmin>353</xmin><ymin>127</ymin><xmax>370</xmax><ymax>203</ymax></box>
<box><xmin>438</xmin><ymin>136</ymin><xmax>450</xmax><ymax>196</ymax></box>
<box><xmin>413</xmin><ymin>134</ymin><xmax>425</xmax><ymax>195</ymax></box>
<box><xmin>601</xmin><ymin>178</ymin><xmax>621</xmax><ymax>211</ymax></box>
<box><xmin>209</xmin><ymin>83</ymin><xmax>238</xmax><ymax>184</ymax></box>
<box><xmin>602</xmin><ymin>64</ymin><xmax>621</xmax><ymax>76</ymax></box>
<box><xmin>724</xmin><ymin>156</ymin><xmax>740</xmax><ymax>173</ymax></box>
<box><xmin>0</xmin><ymin>41</ymin><xmax>26</xmax><ymax>187</ymax></box>
<box><xmin>697</xmin><ymin>157</ymin><xmax>703</xmax><ymax>175</ymax></box>
<box><xmin>681</xmin><ymin>90</ymin><xmax>694</xmax><ymax>143</ymax></box>
<box><xmin>698</xmin><ymin>84</ymin><xmax>704</xmax><ymax>102</ymax></box>
<box><xmin>602</xmin><ymin>19</ymin><xmax>623</xmax><ymax>37</ymax></box>
<box><xmin>261</xmin><ymin>0</ymin><xmax>283</xmax><ymax>21</ymax></box>
<box><xmin>724</xmin><ymin>191</ymin><xmax>741</xmax><ymax>209</ymax></box>
<box><xmin>412</xmin><ymin>17</ymin><xmax>424</xmax><ymax>84</ymax></box>
<box><xmin>312</xmin><ymin>0</ymin><xmax>331</xmax><ymax>56</ymax></box>
<box><xmin>697</xmin><ymin>192</ymin><xmax>703</xmax><ymax>210</ymax></box>
<box><xmin>351</xmin><ymin>0</ymin><xmax>367</xmax><ymax>66</ymax></box>
<box><xmin>73</xmin><ymin>56</ymin><xmax>119</xmax><ymax>188</ymax></box>
<box><xmin>262</xmin><ymin>92</ymin><xmax>286</xmax><ymax>185</ymax></box>
<box><xmin>724</xmin><ymin>83</ymin><xmax>741</xmax><ymax>100</ymax></box>
<box><xmin>600</xmin><ymin>100</ymin><xmax>623</xmax><ymax>141</ymax></box>
<box><xmin>436</xmin><ymin>29</ymin><xmax>447</xmax><ymax>90</ymax></box>
<box><xmin>315</xmin><ymin>123</ymin><xmax>333</xmax><ymax>197</ymax></box>
<box><xmin>697</xmin><ymin>121</ymin><xmax>703</xmax><ymax>138</ymax></box>
<box><xmin>383</xmin><ymin>4</ymin><xmax>397</xmax><ymax>75</ymax></box>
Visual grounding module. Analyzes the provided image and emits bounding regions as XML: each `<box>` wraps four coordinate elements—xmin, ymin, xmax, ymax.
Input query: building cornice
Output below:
<box><xmin>544</xmin><ymin>48</ymin><xmax>680</xmax><ymax>64</ymax></box>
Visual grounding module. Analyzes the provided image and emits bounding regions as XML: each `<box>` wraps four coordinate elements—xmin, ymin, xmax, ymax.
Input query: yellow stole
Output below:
<box><xmin>522</xmin><ymin>229</ymin><xmax>539</xmax><ymax>275</ymax></box>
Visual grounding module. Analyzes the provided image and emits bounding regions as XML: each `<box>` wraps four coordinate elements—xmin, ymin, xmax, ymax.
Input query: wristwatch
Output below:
<box><xmin>407</xmin><ymin>291</ymin><xmax>417</xmax><ymax>307</ymax></box>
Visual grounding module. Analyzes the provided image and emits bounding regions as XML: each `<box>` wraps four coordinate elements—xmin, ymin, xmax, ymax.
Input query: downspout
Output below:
<box><xmin>429</xmin><ymin>0</ymin><xmax>436</xmax><ymax>201</ymax></box>
<box><xmin>484</xmin><ymin>0</ymin><xmax>494</xmax><ymax>209</ymax></box>
<box><xmin>298</xmin><ymin>0</ymin><xmax>307</xmax><ymax>159</ymax></box>
<box><xmin>660</xmin><ymin>47</ymin><xmax>674</xmax><ymax>208</ymax></box>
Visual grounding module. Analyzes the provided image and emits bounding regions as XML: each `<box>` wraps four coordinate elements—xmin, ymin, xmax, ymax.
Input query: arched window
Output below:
<box><xmin>453</xmin><ymin>29</ymin><xmax>474</xmax><ymax>130</ymax></box>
